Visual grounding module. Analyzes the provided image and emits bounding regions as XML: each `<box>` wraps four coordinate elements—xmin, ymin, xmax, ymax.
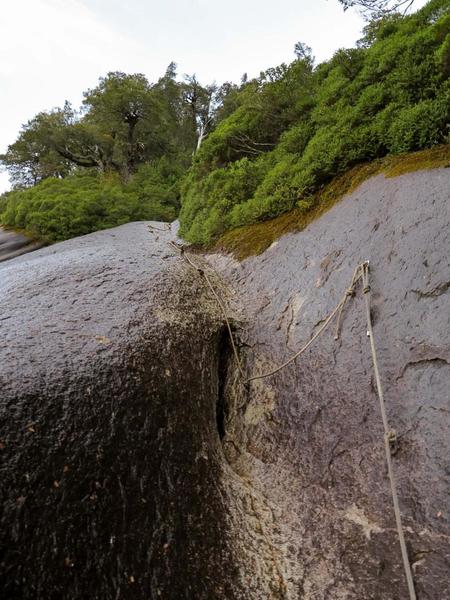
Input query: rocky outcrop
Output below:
<box><xmin>0</xmin><ymin>227</ymin><xmax>43</xmax><ymax>262</ymax></box>
<box><xmin>210</xmin><ymin>168</ymin><xmax>450</xmax><ymax>599</ymax></box>
<box><xmin>0</xmin><ymin>223</ymin><xmax>268</xmax><ymax>599</ymax></box>
<box><xmin>0</xmin><ymin>167</ymin><xmax>449</xmax><ymax>599</ymax></box>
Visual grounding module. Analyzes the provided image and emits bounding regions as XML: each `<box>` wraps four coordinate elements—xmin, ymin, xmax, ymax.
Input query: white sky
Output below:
<box><xmin>0</xmin><ymin>0</ymin><xmax>429</xmax><ymax>192</ymax></box>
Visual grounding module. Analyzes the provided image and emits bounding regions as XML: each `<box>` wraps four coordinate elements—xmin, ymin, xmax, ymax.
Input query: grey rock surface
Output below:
<box><xmin>0</xmin><ymin>222</ymin><xmax>268</xmax><ymax>599</ymax></box>
<box><xmin>1</xmin><ymin>168</ymin><xmax>449</xmax><ymax>599</ymax></box>
<box><xmin>210</xmin><ymin>168</ymin><xmax>450</xmax><ymax>599</ymax></box>
<box><xmin>0</xmin><ymin>226</ymin><xmax>43</xmax><ymax>262</ymax></box>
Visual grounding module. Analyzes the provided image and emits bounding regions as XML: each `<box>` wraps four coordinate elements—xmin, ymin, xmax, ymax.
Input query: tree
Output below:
<box><xmin>337</xmin><ymin>0</ymin><xmax>416</xmax><ymax>18</ymax></box>
<box><xmin>294</xmin><ymin>41</ymin><xmax>315</xmax><ymax>66</ymax></box>
<box><xmin>0</xmin><ymin>100</ymin><xmax>125</xmax><ymax>188</ymax></box>
<box><xmin>214</xmin><ymin>81</ymin><xmax>241</xmax><ymax>122</ymax></box>
<box><xmin>0</xmin><ymin>105</ymin><xmax>74</xmax><ymax>187</ymax></box>
<box><xmin>182</xmin><ymin>75</ymin><xmax>218</xmax><ymax>152</ymax></box>
<box><xmin>154</xmin><ymin>63</ymin><xmax>202</xmax><ymax>160</ymax></box>
<box><xmin>82</xmin><ymin>72</ymin><xmax>160</xmax><ymax>179</ymax></box>
<box><xmin>1</xmin><ymin>68</ymin><xmax>223</xmax><ymax>188</ymax></box>
<box><xmin>1</xmin><ymin>72</ymin><xmax>163</xmax><ymax>187</ymax></box>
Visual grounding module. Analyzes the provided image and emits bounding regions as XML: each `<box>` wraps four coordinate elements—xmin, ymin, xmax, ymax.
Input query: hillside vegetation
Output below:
<box><xmin>1</xmin><ymin>0</ymin><xmax>449</xmax><ymax>244</ymax></box>
<box><xmin>0</xmin><ymin>67</ymin><xmax>218</xmax><ymax>241</ymax></box>
<box><xmin>0</xmin><ymin>164</ymin><xmax>180</xmax><ymax>242</ymax></box>
<box><xmin>179</xmin><ymin>0</ymin><xmax>450</xmax><ymax>243</ymax></box>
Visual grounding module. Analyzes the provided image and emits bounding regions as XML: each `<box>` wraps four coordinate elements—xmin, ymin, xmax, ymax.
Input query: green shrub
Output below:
<box><xmin>179</xmin><ymin>0</ymin><xmax>450</xmax><ymax>244</ymax></box>
<box><xmin>388</xmin><ymin>95</ymin><xmax>449</xmax><ymax>152</ymax></box>
<box><xmin>0</xmin><ymin>162</ymin><xmax>181</xmax><ymax>242</ymax></box>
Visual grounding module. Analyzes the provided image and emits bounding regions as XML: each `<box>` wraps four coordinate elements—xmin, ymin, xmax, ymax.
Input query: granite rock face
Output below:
<box><xmin>0</xmin><ymin>223</ymin><xmax>270</xmax><ymax>599</ymax></box>
<box><xmin>210</xmin><ymin>168</ymin><xmax>450</xmax><ymax>599</ymax></box>
<box><xmin>0</xmin><ymin>168</ymin><xmax>449</xmax><ymax>599</ymax></box>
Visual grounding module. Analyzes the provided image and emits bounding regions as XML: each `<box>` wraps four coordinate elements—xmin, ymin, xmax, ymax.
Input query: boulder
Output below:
<box><xmin>1</xmin><ymin>167</ymin><xmax>449</xmax><ymax>599</ymax></box>
<box><xmin>0</xmin><ymin>223</ymin><xmax>262</xmax><ymax>599</ymax></box>
<box><xmin>210</xmin><ymin>168</ymin><xmax>450</xmax><ymax>599</ymax></box>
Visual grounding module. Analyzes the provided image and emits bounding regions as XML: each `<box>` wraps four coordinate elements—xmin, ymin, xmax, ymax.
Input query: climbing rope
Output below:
<box><xmin>247</xmin><ymin>263</ymin><xmax>363</xmax><ymax>383</ymax></box>
<box><xmin>168</xmin><ymin>241</ymin><xmax>246</xmax><ymax>380</ymax></box>
<box><xmin>167</xmin><ymin>240</ymin><xmax>416</xmax><ymax>599</ymax></box>
<box><xmin>361</xmin><ymin>262</ymin><xmax>417</xmax><ymax>600</ymax></box>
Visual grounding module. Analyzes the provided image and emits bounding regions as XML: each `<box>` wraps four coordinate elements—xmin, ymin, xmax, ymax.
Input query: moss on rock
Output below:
<box><xmin>213</xmin><ymin>145</ymin><xmax>450</xmax><ymax>260</ymax></box>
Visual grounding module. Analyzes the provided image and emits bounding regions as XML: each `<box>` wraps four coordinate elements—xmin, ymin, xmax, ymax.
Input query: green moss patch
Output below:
<box><xmin>212</xmin><ymin>145</ymin><xmax>450</xmax><ymax>260</ymax></box>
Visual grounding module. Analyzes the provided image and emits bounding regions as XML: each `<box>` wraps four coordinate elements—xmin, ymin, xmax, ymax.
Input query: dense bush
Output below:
<box><xmin>0</xmin><ymin>159</ymin><xmax>180</xmax><ymax>242</ymax></box>
<box><xmin>179</xmin><ymin>0</ymin><xmax>450</xmax><ymax>243</ymax></box>
<box><xmin>2</xmin><ymin>1</ymin><xmax>448</xmax><ymax>245</ymax></box>
<box><xmin>0</xmin><ymin>65</ymin><xmax>216</xmax><ymax>241</ymax></box>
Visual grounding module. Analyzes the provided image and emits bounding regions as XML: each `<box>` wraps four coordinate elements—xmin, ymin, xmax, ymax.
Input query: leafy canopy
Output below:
<box><xmin>0</xmin><ymin>65</ymin><xmax>230</xmax><ymax>240</ymax></box>
<box><xmin>337</xmin><ymin>0</ymin><xmax>417</xmax><ymax>19</ymax></box>
<box><xmin>0</xmin><ymin>67</ymin><xmax>222</xmax><ymax>188</ymax></box>
<box><xmin>179</xmin><ymin>0</ymin><xmax>450</xmax><ymax>243</ymax></box>
<box><xmin>1</xmin><ymin>1</ymin><xmax>449</xmax><ymax>246</ymax></box>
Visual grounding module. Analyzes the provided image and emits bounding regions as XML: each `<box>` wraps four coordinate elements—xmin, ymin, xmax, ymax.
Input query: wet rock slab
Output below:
<box><xmin>0</xmin><ymin>227</ymin><xmax>43</xmax><ymax>262</ymax></box>
<box><xmin>0</xmin><ymin>222</ymin><xmax>251</xmax><ymax>599</ymax></box>
<box><xmin>1</xmin><ymin>167</ymin><xmax>449</xmax><ymax>599</ymax></box>
<box><xmin>210</xmin><ymin>168</ymin><xmax>450</xmax><ymax>599</ymax></box>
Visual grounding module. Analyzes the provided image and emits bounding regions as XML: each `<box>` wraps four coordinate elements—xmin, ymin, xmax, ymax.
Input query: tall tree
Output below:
<box><xmin>154</xmin><ymin>62</ymin><xmax>198</xmax><ymax>161</ymax></box>
<box><xmin>182</xmin><ymin>75</ymin><xmax>218</xmax><ymax>151</ymax></box>
<box><xmin>1</xmin><ymin>69</ymin><xmax>223</xmax><ymax>188</ymax></box>
<box><xmin>294</xmin><ymin>41</ymin><xmax>315</xmax><ymax>66</ymax></box>
<box><xmin>82</xmin><ymin>72</ymin><xmax>161</xmax><ymax>179</ymax></box>
<box><xmin>0</xmin><ymin>104</ymin><xmax>74</xmax><ymax>187</ymax></box>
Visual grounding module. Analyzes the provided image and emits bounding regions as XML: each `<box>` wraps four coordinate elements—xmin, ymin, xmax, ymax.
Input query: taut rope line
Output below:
<box><xmin>361</xmin><ymin>262</ymin><xmax>417</xmax><ymax>600</ymax></box>
<box><xmin>168</xmin><ymin>241</ymin><xmax>416</xmax><ymax>600</ymax></box>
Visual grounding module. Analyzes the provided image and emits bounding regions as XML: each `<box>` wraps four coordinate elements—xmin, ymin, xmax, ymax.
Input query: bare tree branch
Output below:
<box><xmin>230</xmin><ymin>134</ymin><xmax>276</xmax><ymax>156</ymax></box>
<box><xmin>337</xmin><ymin>0</ymin><xmax>416</xmax><ymax>18</ymax></box>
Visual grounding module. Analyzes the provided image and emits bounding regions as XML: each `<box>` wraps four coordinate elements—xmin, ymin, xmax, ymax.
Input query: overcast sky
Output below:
<box><xmin>0</xmin><ymin>0</ymin><xmax>429</xmax><ymax>192</ymax></box>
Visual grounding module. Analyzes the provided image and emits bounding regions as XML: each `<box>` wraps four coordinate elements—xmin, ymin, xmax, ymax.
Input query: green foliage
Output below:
<box><xmin>0</xmin><ymin>66</ymin><xmax>222</xmax><ymax>189</ymax></box>
<box><xmin>214</xmin><ymin>145</ymin><xmax>450</xmax><ymax>260</ymax></box>
<box><xmin>337</xmin><ymin>0</ymin><xmax>418</xmax><ymax>20</ymax></box>
<box><xmin>0</xmin><ymin>106</ymin><xmax>75</xmax><ymax>187</ymax></box>
<box><xmin>179</xmin><ymin>0</ymin><xmax>450</xmax><ymax>243</ymax></box>
<box><xmin>2</xmin><ymin>1</ymin><xmax>449</xmax><ymax>247</ymax></box>
<box><xmin>180</xmin><ymin>153</ymin><xmax>274</xmax><ymax>243</ymax></box>
<box><xmin>0</xmin><ymin>160</ymin><xmax>180</xmax><ymax>242</ymax></box>
<box><xmin>0</xmin><ymin>63</ymin><xmax>232</xmax><ymax>241</ymax></box>
<box><xmin>388</xmin><ymin>90</ymin><xmax>450</xmax><ymax>151</ymax></box>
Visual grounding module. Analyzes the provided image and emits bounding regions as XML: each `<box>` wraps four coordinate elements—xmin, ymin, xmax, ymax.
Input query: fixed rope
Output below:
<box><xmin>361</xmin><ymin>262</ymin><xmax>417</xmax><ymax>600</ymax></box>
<box><xmin>247</xmin><ymin>263</ymin><xmax>363</xmax><ymax>383</ymax></box>
<box><xmin>169</xmin><ymin>241</ymin><xmax>246</xmax><ymax>380</ymax></box>
<box><xmin>168</xmin><ymin>241</ymin><xmax>416</xmax><ymax>599</ymax></box>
